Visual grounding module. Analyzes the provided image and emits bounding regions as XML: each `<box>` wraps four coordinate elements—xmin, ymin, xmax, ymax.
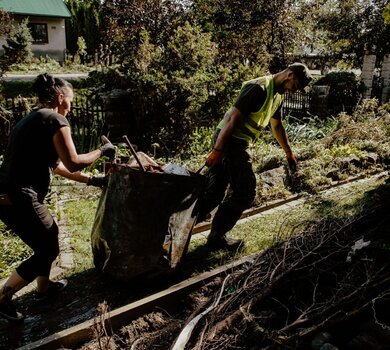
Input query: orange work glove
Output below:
<box><xmin>206</xmin><ymin>148</ymin><xmax>224</xmax><ymax>168</ymax></box>
<box><xmin>285</xmin><ymin>150</ymin><xmax>298</xmax><ymax>173</ymax></box>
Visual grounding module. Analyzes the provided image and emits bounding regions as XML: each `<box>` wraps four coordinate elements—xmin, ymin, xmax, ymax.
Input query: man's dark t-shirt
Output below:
<box><xmin>0</xmin><ymin>108</ymin><xmax>69</xmax><ymax>199</ymax></box>
<box><xmin>233</xmin><ymin>83</ymin><xmax>282</xmax><ymax>120</ymax></box>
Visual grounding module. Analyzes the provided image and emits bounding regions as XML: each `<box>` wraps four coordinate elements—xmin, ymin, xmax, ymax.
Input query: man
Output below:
<box><xmin>197</xmin><ymin>62</ymin><xmax>312</xmax><ymax>251</ymax></box>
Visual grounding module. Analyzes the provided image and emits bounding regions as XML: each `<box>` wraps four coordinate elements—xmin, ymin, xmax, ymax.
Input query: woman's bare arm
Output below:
<box><xmin>53</xmin><ymin>126</ymin><xmax>101</xmax><ymax>172</ymax></box>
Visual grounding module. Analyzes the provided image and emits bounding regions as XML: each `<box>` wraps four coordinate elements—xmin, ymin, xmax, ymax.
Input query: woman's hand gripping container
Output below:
<box><xmin>91</xmin><ymin>159</ymin><xmax>205</xmax><ymax>282</ymax></box>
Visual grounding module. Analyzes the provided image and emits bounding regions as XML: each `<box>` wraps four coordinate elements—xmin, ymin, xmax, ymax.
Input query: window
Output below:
<box><xmin>28</xmin><ymin>23</ymin><xmax>48</xmax><ymax>44</ymax></box>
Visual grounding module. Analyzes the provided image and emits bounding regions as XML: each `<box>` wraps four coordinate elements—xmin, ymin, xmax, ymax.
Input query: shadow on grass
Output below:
<box><xmin>178</xmin><ymin>242</ymin><xmax>235</xmax><ymax>279</ymax></box>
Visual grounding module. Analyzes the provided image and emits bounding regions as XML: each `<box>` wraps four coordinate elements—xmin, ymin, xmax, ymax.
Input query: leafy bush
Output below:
<box><xmin>314</xmin><ymin>71</ymin><xmax>362</xmax><ymax>115</ymax></box>
<box><xmin>6</xmin><ymin>55</ymin><xmax>92</xmax><ymax>75</ymax></box>
<box><xmin>184</xmin><ymin>126</ymin><xmax>214</xmax><ymax>158</ymax></box>
<box><xmin>0</xmin><ymin>9</ymin><xmax>12</xmax><ymax>79</ymax></box>
<box><xmin>2</xmin><ymin>19</ymin><xmax>32</xmax><ymax>64</ymax></box>
<box><xmin>285</xmin><ymin>114</ymin><xmax>338</xmax><ymax>143</ymax></box>
<box><xmin>327</xmin><ymin>144</ymin><xmax>365</xmax><ymax>158</ymax></box>
<box><xmin>92</xmin><ymin>22</ymin><xmax>265</xmax><ymax>156</ymax></box>
<box><xmin>1</xmin><ymin>78</ymin><xmax>89</xmax><ymax>99</ymax></box>
<box><xmin>84</xmin><ymin>68</ymin><xmax>128</xmax><ymax>100</ymax></box>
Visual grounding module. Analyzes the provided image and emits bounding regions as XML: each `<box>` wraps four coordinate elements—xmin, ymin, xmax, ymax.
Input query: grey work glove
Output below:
<box><xmin>100</xmin><ymin>143</ymin><xmax>116</xmax><ymax>160</ymax></box>
<box><xmin>87</xmin><ymin>175</ymin><xmax>107</xmax><ymax>188</ymax></box>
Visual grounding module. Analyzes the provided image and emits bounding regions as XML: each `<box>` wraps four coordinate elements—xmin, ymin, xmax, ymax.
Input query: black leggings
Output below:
<box><xmin>0</xmin><ymin>187</ymin><xmax>59</xmax><ymax>282</ymax></box>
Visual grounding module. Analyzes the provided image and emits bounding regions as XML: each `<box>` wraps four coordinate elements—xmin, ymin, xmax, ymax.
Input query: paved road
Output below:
<box><xmin>3</xmin><ymin>73</ymin><xmax>88</xmax><ymax>81</ymax></box>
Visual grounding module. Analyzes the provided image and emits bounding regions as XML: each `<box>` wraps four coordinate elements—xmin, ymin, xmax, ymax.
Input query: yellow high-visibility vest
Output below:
<box><xmin>218</xmin><ymin>75</ymin><xmax>283</xmax><ymax>143</ymax></box>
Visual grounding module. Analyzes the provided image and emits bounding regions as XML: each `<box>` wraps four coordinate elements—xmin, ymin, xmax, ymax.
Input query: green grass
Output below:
<box><xmin>7</xmin><ymin>59</ymin><xmax>93</xmax><ymax>75</ymax></box>
<box><xmin>0</xmin><ymin>223</ymin><xmax>32</xmax><ymax>279</ymax></box>
<box><xmin>181</xmin><ymin>174</ymin><xmax>387</xmax><ymax>277</ymax></box>
<box><xmin>0</xmin><ymin>175</ymin><xmax>385</xmax><ymax>281</ymax></box>
<box><xmin>62</xmin><ymin>195</ymin><xmax>99</xmax><ymax>274</ymax></box>
<box><xmin>238</xmin><ymin>176</ymin><xmax>382</xmax><ymax>246</ymax></box>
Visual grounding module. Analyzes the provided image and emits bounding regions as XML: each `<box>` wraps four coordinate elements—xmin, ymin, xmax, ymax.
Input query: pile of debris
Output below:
<box><xmin>119</xmin><ymin>178</ymin><xmax>390</xmax><ymax>350</ymax></box>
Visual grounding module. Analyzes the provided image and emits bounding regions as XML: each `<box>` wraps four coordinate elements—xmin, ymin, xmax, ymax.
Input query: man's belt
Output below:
<box><xmin>0</xmin><ymin>193</ymin><xmax>11</xmax><ymax>206</ymax></box>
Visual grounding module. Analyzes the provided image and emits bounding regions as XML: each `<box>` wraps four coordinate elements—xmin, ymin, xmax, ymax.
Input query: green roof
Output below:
<box><xmin>0</xmin><ymin>0</ymin><xmax>71</xmax><ymax>18</ymax></box>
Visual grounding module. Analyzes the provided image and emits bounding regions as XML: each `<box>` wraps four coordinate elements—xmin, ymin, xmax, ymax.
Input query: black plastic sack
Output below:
<box><xmin>91</xmin><ymin>164</ymin><xmax>205</xmax><ymax>281</ymax></box>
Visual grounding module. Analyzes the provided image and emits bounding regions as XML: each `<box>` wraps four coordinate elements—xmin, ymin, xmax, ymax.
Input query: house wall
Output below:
<box><xmin>0</xmin><ymin>15</ymin><xmax>68</xmax><ymax>63</ymax></box>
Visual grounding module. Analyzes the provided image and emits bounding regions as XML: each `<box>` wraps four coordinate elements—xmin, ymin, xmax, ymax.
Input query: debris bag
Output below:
<box><xmin>91</xmin><ymin>164</ymin><xmax>205</xmax><ymax>281</ymax></box>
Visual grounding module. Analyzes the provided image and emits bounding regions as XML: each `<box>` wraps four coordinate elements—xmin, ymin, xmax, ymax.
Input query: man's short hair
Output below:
<box><xmin>288</xmin><ymin>62</ymin><xmax>312</xmax><ymax>90</ymax></box>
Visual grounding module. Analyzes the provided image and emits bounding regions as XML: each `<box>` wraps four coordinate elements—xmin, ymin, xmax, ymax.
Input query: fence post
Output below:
<box><xmin>381</xmin><ymin>54</ymin><xmax>390</xmax><ymax>103</ymax></box>
<box><xmin>310</xmin><ymin>86</ymin><xmax>330</xmax><ymax>118</ymax></box>
<box><xmin>361</xmin><ymin>53</ymin><xmax>377</xmax><ymax>99</ymax></box>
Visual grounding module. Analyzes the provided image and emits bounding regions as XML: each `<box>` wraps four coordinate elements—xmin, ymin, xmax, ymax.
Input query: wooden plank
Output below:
<box><xmin>192</xmin><ymin>194</ymin><xmax>302</xmax><ymax>234</ymax></box>
<box><xmin>17</xmin><ymin>255</ymin><xmax>256</xmax><ymax>350</ymax></box>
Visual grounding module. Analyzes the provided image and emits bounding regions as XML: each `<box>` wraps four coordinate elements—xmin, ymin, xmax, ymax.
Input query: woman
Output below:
<box><xmin>0</xmin><ymin>73</ymin><xmax>115</xmax><ymax>321</ymax></box>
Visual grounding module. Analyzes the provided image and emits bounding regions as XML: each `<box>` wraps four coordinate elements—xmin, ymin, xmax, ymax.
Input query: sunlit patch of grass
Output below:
<box><xmin>63</xmin><ymin>197</ymin><xmax>99</xmax><ymax>273</ymax></box>
<box><xmin>191</xmin><ymin>175</ymin><xmax>387</xmax><ymax>265</ymax></box>
<box><xmin>0</xmin><ymin>224</ymin><xmax>32</xmax><ymax>279</ymax></box>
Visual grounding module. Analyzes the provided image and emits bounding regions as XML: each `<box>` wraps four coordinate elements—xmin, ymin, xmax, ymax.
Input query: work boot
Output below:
<box><xmin>35</xmin><ymin>279</ymin><xmax>68</xmax><ymax>301</ymax></box>
<box><xmin>0</xmin><ymin>298</ymin><xmax>24</xmax><ymax>321</ymax></box>
<box><xmin>207</xmin><ymin>235</ymin><xmax>244</xmax><ymax>252</ymax></box>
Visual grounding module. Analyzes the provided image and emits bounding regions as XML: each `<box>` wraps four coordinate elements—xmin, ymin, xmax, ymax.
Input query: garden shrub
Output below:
<box><xmin>2</xmin><ymin>19</ymin><xmax>32</xmax><ymax>65</ymax></box>
<box><xmin>284</xmin><ymin>114</ymin><xmax>338</xmax><ymax>143</ymax></box>
<box><xmin>90</xmin><ymin>22</ymin><xmax>266</xmax><ymax>157</ymax></box>
<box><xmin>0</xmin><ymin>106</ymin><xmax>16</xmax><ymax>153</ymax></box>
<box><xmin>1</xmin><ymin>77</ymin><xmax>89</xmax><ymax>99</ymax></box>
<box><xmin>314</xmin><ymin>71</ymin><xmax>362</xmax><ymax>116</ymax></box>
<box><xmin>0</xmin><ymin>9</ymin><xmax>12</xmax><ymax>79</ymax></box>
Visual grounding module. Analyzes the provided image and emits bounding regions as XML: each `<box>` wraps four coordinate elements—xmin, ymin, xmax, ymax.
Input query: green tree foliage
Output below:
<box><xmin>102</xmin><ymin>0</ymin><xmax>187</xmax><ymax>69</ymax></box>
<box><xmin>124</xmin><ymin>23</ymin><xmax>252</xmax><ymax>154</ymax></box>
<box><xmin>100</xmin><ymin>0</ymin><xmax>310</xmax><ymax>154</ymax></box>
<box><xmin>384</xmin><ymin>3</ymin><xmax>390</xmax><ymax>24</ymax></box>
<box><xmin>312</xmin><ymin>0</ymin><xmax>390</xmax><ymax>67</ymax></box>
<box><xmin>75</xmin><ymin>36</ymin><xmax>87</xmax><ymax>63</ymax></box>
<box><xmin>97</xmin><ymin>0</ymin><xmax>389</xmax><ymax>155</ymax></box>
<box><xmin>0</xmin><ymin>10</ymin><xmax>11</xmax><ymax>36</ymax></box>
<box><xmin>315</xmin><ymin>71</ymin><xmax>362</xmax><ymax>115</ymax></box>
<box><xmin>2</xmin><ymin>19</ymin><xmax>32</xmax><ymax>65</ymax></box>
<box><xmin>0</xmin><ymin>9</ymin><xmax>12</xmax><ymax>79</ymax></box>
<box><xmin>65</xmin><ymin>0</ymin><xmax>103</xmax><ymax>56</ymax></box>
<box><xmin>189</xmin><ymin>0</ymin><xmax>307</xmax><ymax>71</ymax></box>
<box><xmin>100</xmin><ymin>0</ymin><xmax>269</xmax><ymax>154</ymax></box>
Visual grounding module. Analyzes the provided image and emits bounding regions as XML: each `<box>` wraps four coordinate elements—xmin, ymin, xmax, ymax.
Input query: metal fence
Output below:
<box><xmin>67</xmin><ymin>96</ymin><xmax>107</xmax><ymax>153</ymax></box>
<box><xmin>282</xmin><ymin>91</ymin><xmax>311</xmax><ymax>117</ymax></box>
